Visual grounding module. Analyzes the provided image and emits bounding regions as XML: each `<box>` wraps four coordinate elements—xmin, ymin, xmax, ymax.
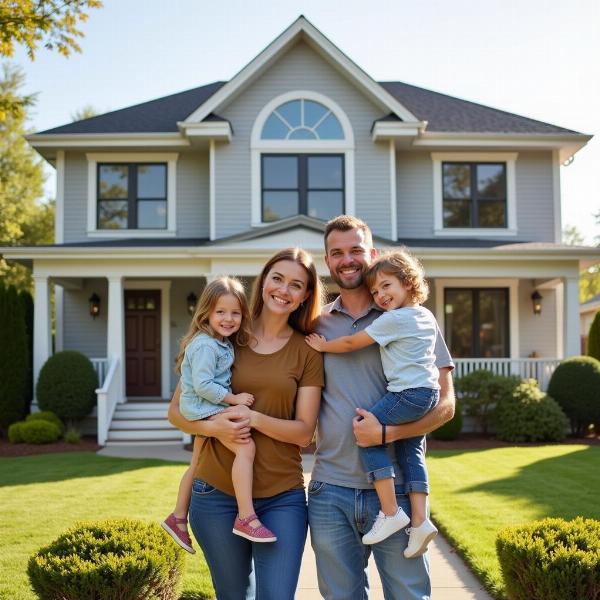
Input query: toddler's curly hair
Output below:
<box><xmin>365</xmin><ymin>250</ymin><xmax>429</xmax><ymax>305</ymax></box>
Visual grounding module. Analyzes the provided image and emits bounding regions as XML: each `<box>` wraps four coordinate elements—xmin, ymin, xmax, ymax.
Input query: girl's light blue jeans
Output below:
<box><xmin>188</xmin><ymin>479</ymin><xmax>307</xmax><ymax>600</ymax></box>
<box><xmin>360</xmin><ymin>387</ymin><xmax>439</xmax><ymax>494</ymax></box>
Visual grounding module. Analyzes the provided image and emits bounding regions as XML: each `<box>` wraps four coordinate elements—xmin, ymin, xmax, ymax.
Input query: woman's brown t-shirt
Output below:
<box><xmin>194</xmin><ymin>330</ymin><xmax>324</xmax><ymax>498</ymax></box>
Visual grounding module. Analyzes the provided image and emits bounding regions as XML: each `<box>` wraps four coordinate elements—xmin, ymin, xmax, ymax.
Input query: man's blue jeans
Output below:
<box><xmin>189</xmin><ymin>479</ymin><xmax>307</xmax><ymax>600</ymax></box>
<box><xmin>308</xmin><ymin>480</ymin><xmax>431</xmax><ymax>600</ymax></box>
<box><xmin>360</xmin><ymin>387</ymin><xmax>439</xmax><ymax>494</ymax></box>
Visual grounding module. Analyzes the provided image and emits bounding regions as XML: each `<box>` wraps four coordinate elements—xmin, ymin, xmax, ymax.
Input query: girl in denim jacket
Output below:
<box><xmin>162</xmin><ymin>277</ymin><xmax>277</xmax><ymax>552</ymax></box>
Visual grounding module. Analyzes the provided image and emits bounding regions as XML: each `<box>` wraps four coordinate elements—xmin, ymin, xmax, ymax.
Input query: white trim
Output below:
<box><xmin>389</xmin><ymin>140</ymin><xmax>397</xmax><ymax>240</ymax></box>
<box><xmin>250</xmin><ymin>91</ymin><xmax>355</xmax><ymax>226</ymax></box>
<box><xmin>55</xmin><ymin>285</ymin><xmax>63</xmax><ymax>352</ymax></box>
<box><xmin>372</xmin><ymin>121</ymin><xmax>424</xmax><ymax>141</ymax></box>
<box><xmin>209</xmin><ymin>140</ymin><xmax>216</xmax><ymax>240</ymax></box>
<box><xmin>184</xmin><ymin>17</ymin><xmax>419</xmax><ymax>125</ymax></box>
<box><xmin>107</xmin><ymin>276</ymin><xmax>126</xmax><ymax>399</ymax></box>
<box><xmin>33</xmin><ymin>275</ymin><xmax>52</xmax><ymax>397</ymax></box>
<box><xmin>563</xmin><ymin>276</ymin><xmax>580</xmax><ymax>357</ymax></box>
<box><xmin>555</xmin><ymin>281</ymin><xmax>564</xmax><ymax>358</ymax></box>
<box><xmin>27</xmin><ymin>133</ymin><xmax>188</xmax><ymax>148</ymax></box>
<box><xmin>552</xmin><ymin>149</ymin><xmax>562</xmax><ymax>243</ymax></box>
<box><xmin>434</xmin><ymin>278</ymin><xmax>519</xmax><ymax>358</ymax></box>
<box><xmin>124</xmin><ymin>280</ymin><xmax>172</xmax><ymax>399</ymax></box>
<box><xmin>431</xmin><ymin>152</ymin><xmax>518</xmax><ymax>237</ymax></box>
<box><xmin>86</xmin><ymin>152</ymin><xmax>178</xmax><ymax>236</ymax></box>
<box><xmin>55</xmin><ymin>150</ymin><xmax>65</xmax><ymax>243</ymax></box>
<box><xmin>178</xmin><ymin>121</ymin><xmax>232</xmax><ymax>142</ymax></box>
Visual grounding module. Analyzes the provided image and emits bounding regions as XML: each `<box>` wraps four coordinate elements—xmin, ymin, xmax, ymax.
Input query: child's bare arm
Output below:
<box><xmin>305</xmin><ymin>330</ymin><xmax>375</xmax><ymax>353</ymax></box>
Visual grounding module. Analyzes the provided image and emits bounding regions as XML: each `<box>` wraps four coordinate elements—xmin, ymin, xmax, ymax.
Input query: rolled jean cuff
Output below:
<box><xmin>367</xmin><ymin>466</ymin><xmax>395</xmax><ymax>483</ymax></box>
<box><xmin>405</xmin><ymin>481</ymin><xmax>429</xmax><ymax>494</ymax></box>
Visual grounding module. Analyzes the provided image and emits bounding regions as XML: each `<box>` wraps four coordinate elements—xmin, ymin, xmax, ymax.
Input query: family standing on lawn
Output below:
<box><xmin>167</xmin><ymin>215</ymin><xmax>455</xmax><ymax>600</ymax></box>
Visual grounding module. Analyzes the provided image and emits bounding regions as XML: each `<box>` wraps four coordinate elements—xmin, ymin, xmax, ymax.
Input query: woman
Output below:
<box><xmin>168</xmin><ymin>247</ymin><xmax>324</xmax><ymax>600</ymax></box>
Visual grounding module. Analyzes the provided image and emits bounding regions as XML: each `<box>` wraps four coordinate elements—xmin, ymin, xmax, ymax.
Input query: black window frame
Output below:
<box><xmin>444</xmin><ymin>287</ymin><xmax>510</xmax><ymax>358</ymax></box>
<box><xmin>442</xmin><ymin>162</ymin><xmax>507</xmax><ymax>228</ymax></box>
<box><xmin>261</xmin><ymin>154</ymin><xmax>345</xmax><ymax>222</ymax></box>
<box><xmin>97</xmin><ymin>163</ymin><xmax>168</xmax><ymax>230</ymax></box>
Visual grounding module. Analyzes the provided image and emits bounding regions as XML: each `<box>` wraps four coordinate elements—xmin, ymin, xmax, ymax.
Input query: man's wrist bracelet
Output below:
<box><xmin>382</xmin><ymin>423</ymin><xmax>386</xmax><ymax>445</ymax></box>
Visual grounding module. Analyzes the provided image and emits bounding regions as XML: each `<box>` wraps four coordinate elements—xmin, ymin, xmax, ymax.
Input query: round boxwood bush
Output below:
<box><xmin>64</xmin><ymin>428</ymin><xmax>81</xmax><ymax>444</ymax></box>
<box><xmin>496</xmin><ymin>517</ymin><xmax>600</xmax><ymax>600</ymax></box>
<box><xmin>20</xmin><ymin>420</ymin><xmax>61</xmax><ymax>444</ymax></box>
<box><xmin>28</xmin><ymin>519</ymin><xmax>186</xmax><ymax>600</ymax></box>
<box><xmin>8</xmin><ymin>421</ymin><xmax>25</xmax><ymax>443</ymax></box>
<box><xmin>36</xmin><ymin>351</ymin><xmax>98</xmax><ymax>423</ymax></box>
<box><xmin>495</xmin><ymin>379</ymin><xmax>569</xmax><ymax>443</ymax></box>
<box><xmin>26</xmin><ymin>411</ymin><xmax>65</xmax><ymax>434</ymax></box>
<box><xmin>547</xmin><ymin>356</ymin><xmax>600</xmax><ymax>435</ymax></box>
<box><xmin>431</xmin><ymin>402</ymin><xmax>463</xmax><ymax>440</ymax></box>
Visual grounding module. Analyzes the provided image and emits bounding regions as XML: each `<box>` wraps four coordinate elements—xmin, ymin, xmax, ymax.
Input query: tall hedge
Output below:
<box><xmin>547</xmin><ymin>356</ymin><xmax>600</xmax><ymax>435</ymax></box>
<box><xmin>19</xmin><ymin>289</ymin><xmax>34</xmax><ymax>417</ymax></box>
<box><xmin>0</xmin><ymin>282</ymin><xmax>28</xmax><ymax>435</ymax></box>
<box><xmin>588</xmin><ymin>310</ymin><xmax>600</xmax><ymax>362</ymax></box>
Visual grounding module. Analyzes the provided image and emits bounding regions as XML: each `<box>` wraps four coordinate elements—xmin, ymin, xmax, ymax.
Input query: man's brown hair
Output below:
<box><xmin>324</xmin><ymin>215</ymin><xmax>373</xmax><ymax>250</ymax></box>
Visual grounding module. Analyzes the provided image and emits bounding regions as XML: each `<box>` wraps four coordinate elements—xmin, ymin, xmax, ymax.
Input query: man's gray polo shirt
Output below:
<box><xmin>312</xmin><ymin>296</ymin><xmax>454</xmax><ymax>489</ymax></box>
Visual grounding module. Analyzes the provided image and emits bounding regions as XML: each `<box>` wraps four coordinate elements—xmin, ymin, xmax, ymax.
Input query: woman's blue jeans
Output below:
<box><xmin>189</xmin><ymin>479</ymin><xmax>307</xmax><ymax>600</ymax></box>
<box><xmin>360</xmin><ymin>387</ymin><xmax>439</xmax><ymax>494</ymax></box>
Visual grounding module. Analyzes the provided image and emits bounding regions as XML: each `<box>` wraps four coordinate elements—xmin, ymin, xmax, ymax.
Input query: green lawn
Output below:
<box><xmin>0</xmin><ymin>453</ymin><xmax>214</xmax><ymax>600</ymax></box>
<box><xmin>428</xmin><ymin>444</ymin><xmax>600</xmax><ymax>599</ymax></box>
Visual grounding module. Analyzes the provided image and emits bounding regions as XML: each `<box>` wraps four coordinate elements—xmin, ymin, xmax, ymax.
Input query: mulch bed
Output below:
<box><xmin>0</xmin><ymin>436</ymin><xmax>101</xmax><ymax>458</ymax></box>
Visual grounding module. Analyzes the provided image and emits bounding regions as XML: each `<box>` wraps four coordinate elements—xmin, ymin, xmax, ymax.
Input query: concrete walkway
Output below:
<box><xmin>98</xmin><ymin>445</ymin><xmax>492</xmax><ymax>600</ymax></box>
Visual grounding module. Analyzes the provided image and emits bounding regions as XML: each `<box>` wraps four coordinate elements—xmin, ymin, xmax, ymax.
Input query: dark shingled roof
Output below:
<box><xmin>37</xmin><ymin>79</ymin><xmax>581</xmax><ymax>136</ymax></box>
<box><xmin>379</xmin><ymin>81</ymin><xmax>579</xmax><ymax>134</ymax></box>
<box><xmin>38</xmin><ymin>82</ymin><xmax>227</xmax><ymax>134</ymax></box>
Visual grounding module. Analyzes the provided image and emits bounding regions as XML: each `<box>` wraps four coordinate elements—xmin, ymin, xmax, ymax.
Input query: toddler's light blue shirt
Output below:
<box><xmin>180</xmin><ymin>333</ymin><xmax>234</xmax><ymax>421</ymax></box>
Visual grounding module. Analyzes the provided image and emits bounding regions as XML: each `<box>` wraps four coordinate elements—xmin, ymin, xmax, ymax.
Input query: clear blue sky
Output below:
<box><xmin>13</xmin><ymin>0</ymin><xmax>600</xmax><ymax>243</ymax></box>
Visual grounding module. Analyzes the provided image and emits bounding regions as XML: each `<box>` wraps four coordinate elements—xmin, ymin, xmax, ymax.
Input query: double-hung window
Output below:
<box><xmin>97</xmin><ymin>163</ymin><xmax>167</xmax><ymax>230</ymax></box>
<box><xmin>261</xmin><ymin>154</ymin><xmax>344</xmax><ymax>222</ymax></box>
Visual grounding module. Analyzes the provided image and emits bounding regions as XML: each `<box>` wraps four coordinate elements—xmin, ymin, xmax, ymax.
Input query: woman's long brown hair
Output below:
<box><xmin>250</xmin><ymin>247</ymin><xmax>323</xmax><ymax>335</ymax></box>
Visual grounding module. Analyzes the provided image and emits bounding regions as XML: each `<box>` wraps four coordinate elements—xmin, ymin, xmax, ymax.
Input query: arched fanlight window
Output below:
<box><xmin>261</xmin><ymin>99</ymin><xmax>344</xmax><ymax>140</ymax></box>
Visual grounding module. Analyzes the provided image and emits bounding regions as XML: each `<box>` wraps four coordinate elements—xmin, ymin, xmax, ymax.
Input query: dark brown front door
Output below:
<box><xmin>125</xmin><ymin>290</ymin><xmax>161</xmax><ymax>397</ymax></box>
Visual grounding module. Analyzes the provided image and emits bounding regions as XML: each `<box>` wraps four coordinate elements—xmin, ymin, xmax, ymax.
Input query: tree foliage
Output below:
<box><xmin>70</xmin><ymin>103</ymin><xmax>98</xmax><ymax>121</ymax></box>
<box><xmin>0</xmin><ymin>0</ymin><xmax>102</xmax><ymax>60</ymax></box>
<box><xmin>588</xmin><ymin>310</ymin><xmax>600</xmax><ymax>362</ymax></box>
<box><xmin>0</xmin><ymin>63</ymin><xmax>54</xmax><ymax>291</ymax></box>
<box><xmin>563</xmin><ymin>223</ymin><xmax>600</xmax><ymax>302</ymax></box>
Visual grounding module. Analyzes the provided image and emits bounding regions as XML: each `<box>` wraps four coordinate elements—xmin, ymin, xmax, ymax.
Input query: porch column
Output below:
<box><xmin>33</xmin><ymin>275</ymin><xmax>52</xmax><ymax>400</ymax></box>
<box><xmin>563</xmin><ymin>276</ymin><xmax>580</xmax><ymax>357</ymax></box>
<box><xmin>107</xmin><ymin>276</ymin><xmax>126</xmax><ymax>401</ymax></box>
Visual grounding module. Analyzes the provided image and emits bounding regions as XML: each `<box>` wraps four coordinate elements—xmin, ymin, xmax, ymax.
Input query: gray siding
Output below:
<box><xmin>396</xmin><ymin>151</ymin><xmax>555</xmax><ymax>242</ymax></box>
<box><xmin>518</xmin><ymin>280</ymin><xmax>557</xmax><ymax>358</ymax></box>
<box><xmin>63</xmin><ymin>151</ymin><xmax>209</xmax><ymax>242</ymax></box>
<box><xmin>63</xmin><ymin>278</ymin><xmax>108</xmax><ymax>357</ymax></box>
<box><xmin>216</xmin><ymin>41</ymin><xmax>391</xmax><ymax>239</ymax></box>
<box><xmin>64</xmin><ymin>152</ymin><xmax>88</xmax><ymax>243</ymax></box>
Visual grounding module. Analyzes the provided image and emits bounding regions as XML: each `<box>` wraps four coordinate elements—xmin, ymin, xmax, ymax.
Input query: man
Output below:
<box><xmin>308</xmin><ymin>215</ymin><xmax>455</xmax><ymax>600</ymax></box>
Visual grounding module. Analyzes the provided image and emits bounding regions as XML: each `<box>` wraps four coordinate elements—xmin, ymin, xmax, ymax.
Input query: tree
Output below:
<box><xmin>562</xmin><ymin>224</ymin><xmax>585</xmax><ymax>246</ymax></box>
<box><xmin>0</xmin><ymin>63</ymin><xmax>53</xmax><ymax>292</ymax></box>
<box><xmin>588</xmin><ymin>311</ymin><xmax>600</xmax><ymax>362</ymax></box>
<box><xmin>70</xmin><ymin>104</ymin><xmax>98</xmax><ymax>121</ymax></box>
<box><xmin>0</xmin><ymin>0</ymin><xmax>102</xmax><ymax>60</ymax></box>
<box><xmin>563</xmin><ymin>224</ymin><xmax>600</xmax><ymax>302</ymax></box>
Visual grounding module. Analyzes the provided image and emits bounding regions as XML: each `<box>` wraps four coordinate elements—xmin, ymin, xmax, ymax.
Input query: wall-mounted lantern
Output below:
<box><xmin>531</xmin><ymin>290</ymin><xmax>543</xmax><ymax>316</ymax></box>
<box><xmin>89</xmin><ymin>293</ymin><xmax>101</xmax><ymax>318</ymax></box>
<box><xmin>187</xmin><ymin>292</ymin><xmax>198</xmax><ymax>316</ymax></box>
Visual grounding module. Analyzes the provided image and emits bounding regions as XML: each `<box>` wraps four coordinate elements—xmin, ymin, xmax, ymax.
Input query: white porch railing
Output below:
<box><xmin>453</xmin><ymin>358</ymin><xmax>561</xmax><ymax>391</ymax></box>
<box><xmin>96</xmin><ymin>358</ymin><xmax>120</xmax><ymax>445</ymax></box>
<box><xmin>91</xmin><ymin>358</ymin><xmax>109</xmax><ymax>387</ymax></box>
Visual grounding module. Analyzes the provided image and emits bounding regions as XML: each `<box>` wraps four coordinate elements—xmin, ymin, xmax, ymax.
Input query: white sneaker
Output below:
<box><xmin>403</xmin><ymin>519</ymin><xmax>438</xmax><ymax>558</ymax></box>
<box><xmin>362</xmin><ymin>508</ymin><xmax>410</xmax><ymax>545</ymax></box>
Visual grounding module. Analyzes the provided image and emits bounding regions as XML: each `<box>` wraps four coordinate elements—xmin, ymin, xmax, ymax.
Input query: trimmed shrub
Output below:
<box><xmin>547</xmin><ymin>356</ymin><xmax>600</xmax><ymax>435</ymax></box>
<box><xmin>0</xmin><ymin>282</ymin><xmax>28</xmax><ymax>435</ymax></box>
<box><xmin>28</xmin><ymin>519</ymin><xmax>186</xmax><ymax>600</ymax></box>
<box><xmin>588</xmin><ymin>310</ymin><xmax>600</xmax><ymax>362</ymax></box>
<box><xmin>20</xmin><ymin>420</ymin><xmax>61</xmax><ymax>444</ymax></box>
<box><xmin>19</xmin><ymin>289</ymin><xmax>34</xmax><ymax>416</ymax></box>
<box><xmin>431</xmin><ymin>402</ymin><xmax>463</xmax><ymax>440</ymax></box>
<box><xmin>26</xmin><ymin>410</ymin><xmax>65</xmax><ymax>434</ymax></box>
<box><xmin>64</xmin><ymin>428</ymin><xmax>81</xmax><ymax>444</ymax></box>
<box><xmin>496</xmin><ymin>517</ymin><xmax>600</xmax><ymax>600</ymax></box>
<box><xmin>455</xmin><ymin>370</ymin><xmax>521</xmax><ymax>434</ymax></box>
<box><xmin>495</xmin><ymin>379</ymin><xmax>568</xmax><ymax>442</ymax></box>
<box><xmin>36</xmin><ymin>351</ymin><xmax>98</xmax><ymax>423</ymax></box>
<box><xmin>8</xmin><ymin>421</ymin><xmax>26</xmax><ymax>444</ymax></box>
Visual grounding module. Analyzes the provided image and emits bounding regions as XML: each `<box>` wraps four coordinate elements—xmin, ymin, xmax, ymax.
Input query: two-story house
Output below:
<box><xmin>3</xmin><ymin>16</ymin><xmax>599</xmax><ymax>445</ymax></box>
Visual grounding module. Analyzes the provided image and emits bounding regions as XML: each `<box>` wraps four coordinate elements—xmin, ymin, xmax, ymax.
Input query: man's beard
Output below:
<box><xmin>331</xmin><ymin>268</ymin><xmax>365</xmax><ymax>290</ymax></box>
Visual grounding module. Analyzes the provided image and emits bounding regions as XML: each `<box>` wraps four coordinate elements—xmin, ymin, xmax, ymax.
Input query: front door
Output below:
<box><xmin>125</xmin><ymin>290</ymin><xmax>161</xmax><ymax>397</ymax></box>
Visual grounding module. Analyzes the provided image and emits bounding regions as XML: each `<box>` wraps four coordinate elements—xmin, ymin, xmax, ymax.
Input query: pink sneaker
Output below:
<box><xmin>161</xmin><ymin>513</ymin><xmax>196</xmax><ymax>554</ymax></box>
<box><xmin>232</xmin><ymin>513</ymin><xmax>277</xmax><ymax>543</ymax></box>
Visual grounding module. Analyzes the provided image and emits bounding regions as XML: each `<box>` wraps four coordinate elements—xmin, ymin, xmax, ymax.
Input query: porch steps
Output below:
<box><xmin>105</xmin><ymin>401</ymin><xmax>183</xmax><ymax>446</ymax></box>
